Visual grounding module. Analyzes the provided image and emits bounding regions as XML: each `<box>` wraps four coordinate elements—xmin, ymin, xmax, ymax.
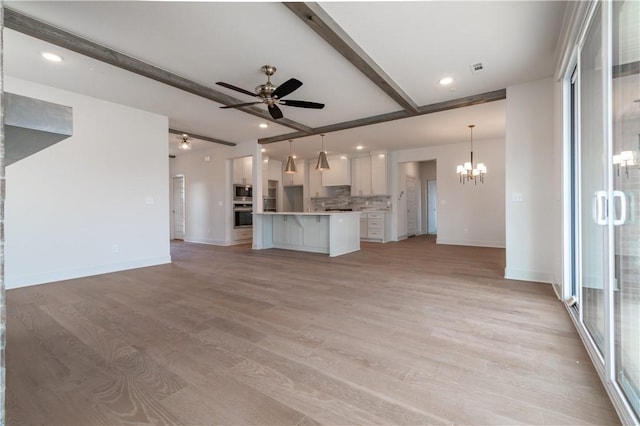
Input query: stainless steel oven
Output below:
<box><xmin>233</xmin><ymin>184</ymin><xmax>253</xmax><ymax>202</ymax></box>
<box><xmin>233</xmin><ymin>204</ymin><xmax>253</xmax><ymax>228</ymax></box>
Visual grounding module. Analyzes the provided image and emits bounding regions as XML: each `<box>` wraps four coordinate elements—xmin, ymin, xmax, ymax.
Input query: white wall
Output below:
<box><xmin>5</xmin><ymin>77</ymin><xmax>170</xmax><ymax>288</ymax></box>
<box><xmin>169</xmin><ymin>140</ymin><xmax>260</xmax><ymax>246</ymax></box>
<box><xmin>394</xmin><ymin>137</ymin><xmax>506</xmax><ymax>248</ymax></box>
<box><xmin>505</xmin><ymin>77</ymin><xmax>556</xmax><ymax>283</ymax></box>
<box><xmin>169</xmin><ymin>144</ymin><xmax>233</xmax><ymax>245</ymax></box>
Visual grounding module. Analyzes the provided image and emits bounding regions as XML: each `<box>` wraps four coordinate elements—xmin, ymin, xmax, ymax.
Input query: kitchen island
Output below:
<box><xmin>254</xmin><ymin>212</ymin><xmax>360</xmax><ymax>257</ymax></box>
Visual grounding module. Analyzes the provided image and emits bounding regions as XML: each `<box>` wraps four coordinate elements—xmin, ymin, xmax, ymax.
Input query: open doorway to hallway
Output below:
<box><xmin>171</xmin><ymin>175</ymin><xmax>185</xmax><ymax>240</ymax></box>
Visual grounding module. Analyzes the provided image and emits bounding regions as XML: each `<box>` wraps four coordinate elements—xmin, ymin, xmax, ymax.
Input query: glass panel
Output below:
<box><xmin>612</xmin><ymin>0</ymin><xmax>640</xmax><ymax>417</ymax></box>
<box><xmin>579</xmin><ymin>4</ymin><xmax>606</xmax><ymax>353</ymax></box>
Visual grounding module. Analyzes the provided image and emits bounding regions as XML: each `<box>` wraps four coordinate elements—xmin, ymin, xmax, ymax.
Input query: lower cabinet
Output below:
<box><xmin>233</xmin><ymin>228</ymin><xmax>253</xmax><ymax>243</ymax></box>
<box><xmin>360</xmin><ymin>212</ymin><xmax>388</xmax><ymax>242</ymax></box>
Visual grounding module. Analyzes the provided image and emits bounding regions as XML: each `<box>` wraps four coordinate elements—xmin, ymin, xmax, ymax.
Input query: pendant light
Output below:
<box><xmin>315</xmin><ymin>133</ymin><xmax>330</xmax><ymax>171</ymax></box>
<box><xmin>284</xmin><ymin>139</ymin><xmax>297</xmax><ymax>174</ymax></box>
<box><xmin>456</xmin><ymin>125</ymin><xmax>486</xmax><ymax>184</ymax></box>
<box><xmin>179</xmin><ymin>134</ymin><xmax>192</xmax><ymax>151</ymax></box>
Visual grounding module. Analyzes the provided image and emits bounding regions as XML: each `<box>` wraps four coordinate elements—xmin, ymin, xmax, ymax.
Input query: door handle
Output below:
<box><xmin>613</xmin><ymin>190</ymin><xmax>627</xmax><ymax>226</ymax></box>
<box><xmin>593</xmin><ymin>190</ymin><xmax>607</xmax><ymax>225</ymax></box>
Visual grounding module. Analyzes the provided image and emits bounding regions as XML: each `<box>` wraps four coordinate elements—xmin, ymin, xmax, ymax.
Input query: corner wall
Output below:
<box><xmin>505</xmin><ymin>77</ymin><xmax>556</xmax><ymax>283</ymax></box>
<box><xmin>5</xmin><ymin>77</ymin><xmax>171</xmax><ymax>289</ymax></box>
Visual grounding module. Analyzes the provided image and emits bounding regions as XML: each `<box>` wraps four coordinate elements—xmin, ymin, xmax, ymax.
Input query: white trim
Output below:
<box><xmin>6</xmin><ymin>255</ymin><xmax>172</xmax><ymax>289</ymax></box>
<box><xmin>184</xmin><ymin>237</ymin><xmax>229</xmax><ymax>246</ymax></box>
<box><xmin>504</xmin><ymin>268</ymin><xmax>553</xmax><ymax>284</ymax></box>
<box><xmin>554</xmin><ymin>0</ymin><xmax>595</xmax><ymax>80</ymax></box>
<box><xmin>437</xmin><ymin>238</ymin><xmax>505</xmax><ymax>249</ymax></box>
<box><xmin>567</xmin><ymin>307</ymin><xmax>639</xmax><ymax>425</ymax></box>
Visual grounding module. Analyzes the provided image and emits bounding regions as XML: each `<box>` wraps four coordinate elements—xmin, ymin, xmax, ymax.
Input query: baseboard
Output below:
<box><xmin>184</xmin><ymin>237</ymin><xmax>228</xmax><ymax>246</ymax></box>
<box><xmin>504</xmin><ymin>267</ymin><xmax>553</xmax><ymax>284</ymax></box>
<box><xmin>6</xmin><ymin>255</ymin><xmax>172</xmax><ymax>289</ymax></box>
<box><xmin>436</xmin><ymin>238</ymin><xmax>505</xmax><ymax>248</ymax></box>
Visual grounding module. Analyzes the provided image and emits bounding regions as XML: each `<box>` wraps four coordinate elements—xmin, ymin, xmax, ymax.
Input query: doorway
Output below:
<box><xmin>406</xmin><ymin>176</ymin><xmax>418</xmax><ymax>237</ymax></box>
<box><xmin>427</xmin><ymin>179</ymin><xmax>437</xmax><ymax>234</ymax></box>
<box><xmin>172</xmin><ymin>175</ymin><xmax>185</xmax><ymax>240</ymax></box>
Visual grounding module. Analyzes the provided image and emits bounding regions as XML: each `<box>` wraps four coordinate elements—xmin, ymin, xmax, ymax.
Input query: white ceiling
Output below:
<box><xmin>3</xmin><ymin>1</ymin><xmax>567</xmax><ymax>162</ymax></box>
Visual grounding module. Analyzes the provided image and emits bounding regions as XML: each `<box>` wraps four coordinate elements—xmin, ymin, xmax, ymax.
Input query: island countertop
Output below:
<box><xmin>254</xmin><ymin>211</ymin><xmax>362</xmax><ymax>216</ymax></box>
<box><xmin>254</xmin><ymin>211</ymin><xmax>360</xmax><ymax>257</ymax></box>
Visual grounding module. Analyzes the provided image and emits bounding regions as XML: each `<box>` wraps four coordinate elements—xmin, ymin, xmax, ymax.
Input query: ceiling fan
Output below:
<box><xmin>216</xmin><ymin>65</ymin><xmax>325</xmax><ymax>120</ymax></box>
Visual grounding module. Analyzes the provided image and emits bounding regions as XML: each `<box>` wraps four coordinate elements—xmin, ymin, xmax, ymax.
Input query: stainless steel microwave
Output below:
<box><xmin>234</xmin><ymin>184</ymin><xmax>252</xmax><ymax>202</ymax></box>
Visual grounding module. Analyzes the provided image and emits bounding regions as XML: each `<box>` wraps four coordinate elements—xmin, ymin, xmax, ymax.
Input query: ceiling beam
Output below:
<box><xmin>284</xmin><ymin>2</ymin><xmax>419</xmax><ymax>115</ymax></box>
<box><xmin>4</xmin><ymin>8</ymin><xmax>314</xmax><ymax>135</ymax></box>
<box><xmin>169</xmin><ymin>128</ymin><xmax>235</xmax><ymax>147</ymax></box>
<box><xmin>258</xmin><ymin>89</ymin><xmax>506</xmax><ymax>144</ymax></box>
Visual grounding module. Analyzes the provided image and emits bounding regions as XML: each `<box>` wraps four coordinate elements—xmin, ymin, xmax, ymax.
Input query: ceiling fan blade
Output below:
<box><xmin>280</xmin><ymin>100</ymin><xmax>325</xmax><ymax>109</ymax></box>
<box><xmin>216</xmin><ymin>82</ymin><xmax>258</xmax><ymax>98</ymax></box>
<box><xmin>268</xmin><ymin>104</ymin><xmax>284</xmax><ymax>119</ymax></box>
<box><xmin>271</xmin><ymin>78</ymin><xmax>302</xmax><ymax>99</ymax></box>
<box><xmin>220</xmin><ymin>102</ymin><xmax>263</xmax><ymax>109</ymax></box>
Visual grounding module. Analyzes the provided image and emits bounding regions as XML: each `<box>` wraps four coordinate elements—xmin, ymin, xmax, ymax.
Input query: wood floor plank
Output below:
<box><xmin>6</xmin><ymin>236</ymin><xmax>620</xmax><ymax>425</ymax></box>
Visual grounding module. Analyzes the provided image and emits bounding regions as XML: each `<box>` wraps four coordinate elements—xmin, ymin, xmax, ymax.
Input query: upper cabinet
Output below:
<box><xmin>352</xmin><ymin>156</ymin><xmax>372</xmax><ymax>196</ymax></box>
<box><xmin>233</xmin><ymin>156</ymin><xmax>253</xmax><ymax>185</ymax></box>
<box><xmin>283</xmin><ymin>160</ymin><xmax>305</xmax><ymax>186</ymax></box>
<box><xmin>321</xmin><ymin>156</ymin><xmax>351</xmax><ymax>186</ymax></box>
<box><xmin>268</xmin><ymin>158</ymin><xmax>282</xmax><ymax>181</ymax></box>
<box><xmin>308</xmin><ymin>161</ymin><xmax>325</xmax><ymax>198</ymax></box>
<box><xmin>371</xmin><ymin>152</ymin><xmax>388</xmax><ymax>195</ymax></box>
<box><xmin>351</xmin><ymin>152</ymin><xmax>388</xmax><ymax>195</ymax></box>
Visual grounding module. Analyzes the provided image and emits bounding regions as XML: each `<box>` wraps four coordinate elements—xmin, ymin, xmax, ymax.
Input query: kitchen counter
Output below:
<box><xmin>260</xmin><ymin>211</ymin><xmax>361</xmax><ymax>216</ymax></box>
<box><xmin>254</xmin><ymin>212</ymin><xmax>360</xmax><ymax>257</ymax></box>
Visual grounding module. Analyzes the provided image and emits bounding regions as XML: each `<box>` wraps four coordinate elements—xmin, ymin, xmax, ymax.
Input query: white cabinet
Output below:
<box><xmin>371</xmin><ymin>152</ymin><xmax>388</xmax><ymax>195</ymax></box>
<box><xmin>268</xmin><ymin>159</ymin><xmax>282</xmax><ymax>181</ymax></box>
<box><xmin>360</xmin><ymin>211</ymin><xmax>388</xmax><ymax>242</ymax></box>
<box><xmin>351</xmin><ymin>152</ymin><xmax>388</xmax><ymax>196</ymax></box>
<box><xmin>233</xmin><ymin>156</ymin><xmax>253</xmax><ymax>185</ymax></box>
<box><xmin>352</xmin><ymin>156</ymin><xmax>372</xmax><ymax>196</ymax></box>
<box><xmin>308</xmin><ymin>161</ymin><xmax>325</xmax><ymax>198</ymax></box>
<box><xmin>283</xmin><ymin>161</ymin><xmax>305</xmax><ymax>186</ymax></box>
<box><xmin>303</xmin><ymin>215</ymin><xmax>330</xmax><ymax>249</ymax></box>
<box><xmin>233</xmin><ymin>228</ymin><xmax>252</xmax><ymax>242</ymax></box>
<box><xmin>321</xmin><ymin>156</ymin><xmax>351</xmax><ymax>186</ymax></box>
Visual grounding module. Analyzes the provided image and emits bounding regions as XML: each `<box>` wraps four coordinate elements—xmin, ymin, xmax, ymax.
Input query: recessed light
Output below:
<box><xmin>292</xmin><ymin>155</ymin><xmax>297</xmax><ymax>159</ymax></box>
<box><xmin>259</xmin><ymin>123</ymin><xmax>269</xmax><ymax>129</ymax></box>
<box><xmin>340</xmin><ymin>156</ymin><xmax>347</xmax><ymax>160</ymax></box>
<box><xmin>42</xmin><ymin>52</ymin><xmax>63</xmax><ymax>62</ymax></box>
<box><xmin>356</xmin><ymin>145</ymin><xmax>364</xmax><ymax>150</ymax></box>
<box><xmin>261</xmin><ymin>148</ymin><xmax>266</xmax><ymax>153</ymax></box>
<box><xmin>439</xmin><ymin>77</ymin><xmax>453</xmax><ymax>85</ymax></box>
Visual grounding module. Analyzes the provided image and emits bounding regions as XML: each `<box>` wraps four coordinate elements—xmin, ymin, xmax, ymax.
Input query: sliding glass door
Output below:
<box><xmin>573</xmin><ymin>1</ymin><xmax>640</xmax><ymax>421</ymax></box>
<box><xmin>579</xmin><ymin>3</ymin><xmax>607</xmax><ymax>354</ymax></box>
<box><xmin>612</xmin><ymin>0</ymin><xmax>640</xmax><ymax>417</ymax></box>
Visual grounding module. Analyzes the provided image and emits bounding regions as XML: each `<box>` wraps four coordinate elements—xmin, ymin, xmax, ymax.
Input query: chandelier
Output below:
<box><xmin>179</xmin><ymin>134</ymin><xmax>192</xmax><ymax>151</ymax></box>
<box><xmin>456</xmin><ymin>124</ymin><xmax>486</xmax><ymax>184</ymax></box>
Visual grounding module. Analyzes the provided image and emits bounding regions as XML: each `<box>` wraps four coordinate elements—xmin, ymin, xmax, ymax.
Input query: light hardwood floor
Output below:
<box><xmin>6</xmin><ymin>236</ymin><xmax>620</xmax><ymax>425</ymax></box>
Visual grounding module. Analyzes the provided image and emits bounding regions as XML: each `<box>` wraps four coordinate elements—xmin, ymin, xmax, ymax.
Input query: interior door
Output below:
<box><xmin>406</xmin><ymin>176</ymin><xmax>418</xmax><ymax>237</ymax></box>
<box><xmin>427</xmin><ymin>180</ymin><xmax>437</xmax><ymax>234</ymax></box>
<box><xmin>578</xmin><ymin>3</ymin><xmax>607</xmax><ymax>353</ymax></box>
<box><xmin>172</xmin><ymin>176</ymin><xmax>185</xmax><ymax>240</ymax></box>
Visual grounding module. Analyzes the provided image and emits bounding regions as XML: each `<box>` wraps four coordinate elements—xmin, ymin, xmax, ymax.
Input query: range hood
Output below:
<box><xmin>4</xmin><ymin>92</ymin><xmax>73</xmax><ymax>166</ymax></box>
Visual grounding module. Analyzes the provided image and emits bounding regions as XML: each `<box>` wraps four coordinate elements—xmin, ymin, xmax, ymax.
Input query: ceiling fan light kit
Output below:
<box><xmin>456</xmin><ymin>125</ymin><xmax>486</xmax><ymax>184</ymax></box>
<box><xmin>179</xmin><ymin>135</ymin><xmax>192</xmax><ymax>151</ymax></box>
<box><xmin>316</xmin><ymin>133</ymin><xmax>330</xmax><ymax>171</ymax></box>
<box><xmin>217</xmin><ymin>65</ymin><xmax>325</xmax><ymax>120</ymax></box>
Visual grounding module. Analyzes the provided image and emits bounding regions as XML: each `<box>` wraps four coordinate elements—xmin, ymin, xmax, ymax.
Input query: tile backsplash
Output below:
<box><xmin>311</xmin><ymin>186</ymin><xmax>391</xmax><ymax>211</ymax></box>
